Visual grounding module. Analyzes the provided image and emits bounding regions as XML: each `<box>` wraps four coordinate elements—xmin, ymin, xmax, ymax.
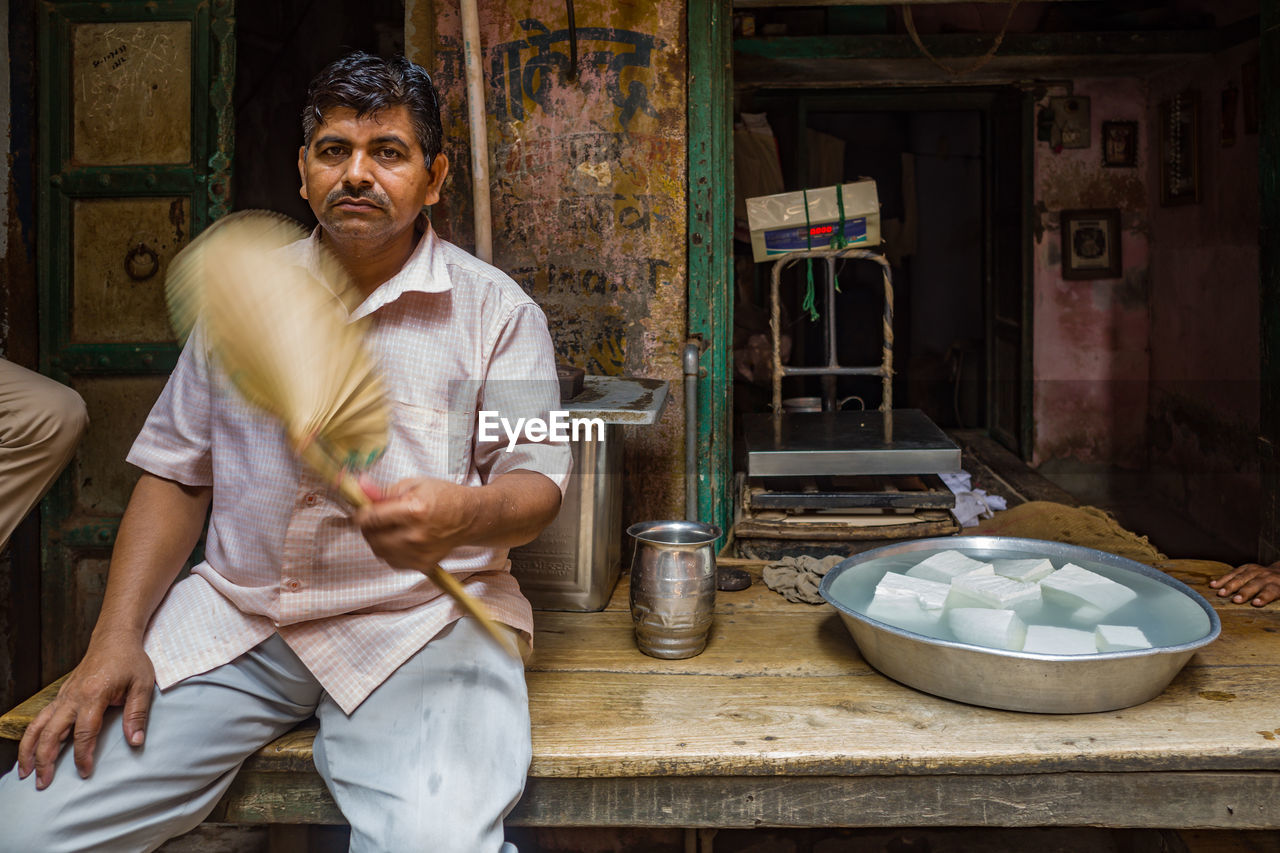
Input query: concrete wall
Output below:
<box><xmin>406</xmin><ymin>0</ymin><xmax>688</xmax><ymax>524</ymax></box>
<box><xmin>1032</xmin><ymin>78</ymin><xmax>1152</xmax><ymax>468</ymax></box>
<box><xmin>1146</xmin><ymin>42</ymin><xmax>1261</xmax><ymax>554</ymax></box>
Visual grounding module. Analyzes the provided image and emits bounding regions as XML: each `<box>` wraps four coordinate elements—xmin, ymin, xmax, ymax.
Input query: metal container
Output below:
<box><xmin>819</xmin><ymin>536</ymin><xmax>1221</xmax><ymax>714</ymax></box>
<box><xmin>627</xmin><ymin>520</ymin><xmax>721</xmax><ymax>659</ymax></box>
<box><xmin>507</xmin><ymin>425</ymin><xmax>622</xmax><ymax>611</ymax></box>
<box><xmin>509</xmin><ymin>377</ymin><xmax>669</xmax><ymax>611</ymax></box>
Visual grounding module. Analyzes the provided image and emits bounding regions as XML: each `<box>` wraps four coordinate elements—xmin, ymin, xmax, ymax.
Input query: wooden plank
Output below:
<box><xmin>734</xmin><ymin>0</ymin><xmax>1095</xmax><ymax>5</ymax></box>
<box><xmin>509</xmin><ymin>772</ymin><xmax>1280</xmax><ymax>829</ymax></box>
<box><xmin>0</xmin><ymin>675</ymin><xmax>64</xmax><ymax>740</ymax></box>
<box><xmin>202</xmin><ymin>768</ymin><xmax>1280</xmax><ymax>828</ymax></box>
<box><xmin>529</xmin><ymin>610</ymin><xmax>865</xmax><ymax>676</ymax></box>
<box><xmin>733</xmin><ymin>55</ymin><xmax>1224</xmax><ymax>88</ymax></box>
<box><xmin>950</xmin><ymin>429</ymin><xmax>1080</xmax><ymax>506</ymax></box>
<box><xmin>523</xmin><ymin>664</ymin><xmax>1280</xmax><ymax>779</ymax></box>
<box><xmin>733</xmin><ymin>23</ymin><xmax>1257</xmax><ymax>62</ymax></box>
<box><xmin>734</xmin><ymin>511</ymin><xmax>959</xmax><ymax>540</ymax></box>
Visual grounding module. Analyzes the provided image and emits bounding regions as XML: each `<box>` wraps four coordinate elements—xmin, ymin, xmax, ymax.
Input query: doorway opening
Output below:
<box><xmin>731</xmin><ymin>88</ymin><xmax>1031</xmax><ymax>462</ymax></box>
<box><xmin>232</xmin><ymin>1</ymin><xmax>405</xmax><ymax>221</ymax></box>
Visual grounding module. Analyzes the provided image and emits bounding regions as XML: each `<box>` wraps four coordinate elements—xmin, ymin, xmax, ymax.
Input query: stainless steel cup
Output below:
<box><xmin>627</xmin><ymin>520</ymin><xmax>721</xmax><ymax>659</ymax></box>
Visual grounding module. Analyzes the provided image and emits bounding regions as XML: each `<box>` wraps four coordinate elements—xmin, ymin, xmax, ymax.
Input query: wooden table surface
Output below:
<box><xmin>4</xmin><ymin>558</ymin><xmax>1279</xmax><ymax>829</ymax></box>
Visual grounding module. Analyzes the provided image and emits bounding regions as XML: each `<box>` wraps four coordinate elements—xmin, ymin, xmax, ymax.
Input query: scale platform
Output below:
<box><xmin>742</xmin><ymin>408</ymin><xmax>961</xmax><ymax>478</ymax></box>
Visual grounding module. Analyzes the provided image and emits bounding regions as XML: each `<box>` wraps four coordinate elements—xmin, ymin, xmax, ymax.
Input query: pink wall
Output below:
<box><xmin>1145</xmin><ymin>42</ymin><xmax>1261</xmax><ymax>553</ymax></box>
<box><xmin>1029</xmin><ymin>46</ymin><xmax>1261</xmax><ymax>554</ymax></box>
<box><xmin>1032</xmin><ymin>78</ymin><xmax>1152</xmax><ymax>467</ymax></box>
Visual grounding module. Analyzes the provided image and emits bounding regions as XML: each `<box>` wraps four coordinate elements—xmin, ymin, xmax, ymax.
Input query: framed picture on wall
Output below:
<box><xmin>1159</xmin><ymin>91</ymin><xmax>1200</xmax><ymax>205</ymax></box>
<box><xmin>1060</xmin><ymin>209</ymin><xmax>1122</xmax><ymax>280</ymax></box>
<box><xmin>1102</xmin><ymin>121</ymin><xmax>1138</xmax><ymax>167</ymax></box>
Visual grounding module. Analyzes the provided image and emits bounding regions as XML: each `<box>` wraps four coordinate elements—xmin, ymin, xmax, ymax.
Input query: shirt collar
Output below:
<box><xmin>307</xmin><ymin>213</ymin><xmax>452</xmax><ymax>321</ymax></box>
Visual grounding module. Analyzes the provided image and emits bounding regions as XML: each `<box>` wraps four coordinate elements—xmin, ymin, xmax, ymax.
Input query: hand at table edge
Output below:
<box><xmin>1209</xmin><ymin>561</ymin><xmax>1280</xmax><ymax>607</ymax></box>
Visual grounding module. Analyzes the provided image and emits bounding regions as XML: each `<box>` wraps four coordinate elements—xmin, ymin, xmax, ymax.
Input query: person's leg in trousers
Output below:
<box><xmin>0</xmin><ymin>359</ymin><xmax>88</xmax><ymax>549</ymax></box>
<box><xmin>313</xmin><ymin>618</ymin><xmax>532</xmax><ymax>853</ymax></box>
<box><xmin>0</xmin><ymin>635</ymin><xmax>321</xmax><ymax>853</ymax></box>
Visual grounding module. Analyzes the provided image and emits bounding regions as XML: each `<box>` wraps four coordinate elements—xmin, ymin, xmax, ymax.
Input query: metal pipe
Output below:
<box><xmin>683</xmin><ymin>341</ymin><xmax>700</xmax><ymax>522</ymax></box>
<box><xmin>460</xmin><ymin>0</ymin><xmax>494</xmax><ymax>263</ymax></box>
<box><xmin>823</xmin><ymin>255</ymin><xmax>838</xmax><ymax>410</ymax></box>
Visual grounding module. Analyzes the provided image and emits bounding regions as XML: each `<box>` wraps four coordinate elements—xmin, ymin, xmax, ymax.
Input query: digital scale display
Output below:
<box><xmin>762</xmin><ymin>217</ymin><xmax>869</xmax><ymax>255</ymax></box>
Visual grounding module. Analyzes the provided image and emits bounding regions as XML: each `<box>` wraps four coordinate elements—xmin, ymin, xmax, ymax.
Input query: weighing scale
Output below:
<box><xmin>734</xmin><ymin>246</ymin><xmax>962</xmax><ymax>554</ymax></box>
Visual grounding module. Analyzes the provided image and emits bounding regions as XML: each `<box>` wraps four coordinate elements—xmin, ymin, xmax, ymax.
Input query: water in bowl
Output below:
<box><xmin>824</xmin><ymin>547</ymin><xmax>1212</xmax><ymax>652</ymax></box>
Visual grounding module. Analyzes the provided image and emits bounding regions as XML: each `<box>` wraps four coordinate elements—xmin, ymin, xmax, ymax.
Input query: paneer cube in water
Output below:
<box><xmin>945</xmin><ymin>573</ymin><xmax>1042</xmax><ymax>610</ymax></box>
<box><xmin>1039</xmin><ymin>563</ymin><xmax>1138</xmax><ymax>616</ymax></box>
<box><xmin>992</xmin><ymin>558</ymin><xmax>1055</xmax><ymax>583</ymax></box>
<box><xmin>865</xmin><ymin>572</ymin><xmax>950</xmax><ymax>628</ymax></box>
<box><xmin>906</xmin><ymin>550</ymin><xmax>991</xmax><ymax>583</ymax></box>
<box><xmin>1094</xmin><ymin>624</ymin><xmax>1153</xmax><ymax>651</ymax></box>
<box><xmin>948</xmin><ymin>608</ymin><xmax>1027</xmax><ymax>651</ymax></box>
<box><xmin>1023</xmin><ymin>625</ymin><xmax>1098</xmax><ymax>655</ymax></box>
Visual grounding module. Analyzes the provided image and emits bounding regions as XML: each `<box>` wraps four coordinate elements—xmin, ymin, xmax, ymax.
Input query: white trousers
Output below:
<box><xmin>0</xmin><ymin>618</ymin><xmax>531</xmax><ymax>853</ymax></box>
<box><xmin>0</xmin><ymin>359</ymin><xmax>88</xmax><ymax>550</ymax></box>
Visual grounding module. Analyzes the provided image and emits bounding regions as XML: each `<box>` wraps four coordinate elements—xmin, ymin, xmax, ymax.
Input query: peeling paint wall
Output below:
<box><xmin>406</xmin><ymin>0</ymin><xmax>687</xmax><ymax>524</ymax></box>
<box><xmin>1032</xmin><ymin>78</ymin><xmax>1152</xmax><ymax>467</ymax></box>
<box><xmin>1146</xmin><ymin>42</ymin><xmax>1261</xmax><ymax>554</ymax></box>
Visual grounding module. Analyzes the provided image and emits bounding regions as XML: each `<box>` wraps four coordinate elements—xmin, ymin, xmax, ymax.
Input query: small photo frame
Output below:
<box><xmin>1159</xmin><ymin>91</ymin><xmax>1200</xmax><ymax>206</ymax></box>
<box><xmin>1060</xmin><ymin>209</ymin><xmax>1122</xmax><ymax>280</ymax></box>
<box><xmin>1102</xmin><ymin>121</ymin><xmax>1138</xmax><ymax>167</ymax></box>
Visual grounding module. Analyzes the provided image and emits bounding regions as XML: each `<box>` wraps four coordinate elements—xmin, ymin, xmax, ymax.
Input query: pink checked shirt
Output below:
<box><xmin>128</xmin><ymin>222</ymin><xmax>571</xmax><ymax>713</ymax></box>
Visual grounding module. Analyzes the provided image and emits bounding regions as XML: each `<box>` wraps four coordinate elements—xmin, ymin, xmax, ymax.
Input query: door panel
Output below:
<box><xmin>985</xmin><ymin>90</ymin><xmax>1032</xmax><ymax>458</ymax></box>
<box><xmin>39</xmin><ymin>0</ymin><xmax>233</xmax><ymax>678</ymax></box>
<box><xmin>71</xmin><ymin>376</ymin><xmax>169</xmax><ymax>515</ymax></box>
<box><xmin>71</xmin><ymin>197</ymin><xmax>190</xmax><ymax>343</ymax></box>
<box><xmin>71</xmin><ymin>21</ymin><xmax>194</xmax><ymax>166</ymax></box>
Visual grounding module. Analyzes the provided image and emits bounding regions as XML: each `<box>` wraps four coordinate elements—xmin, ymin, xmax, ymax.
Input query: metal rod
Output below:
<box><xmin>780</xmin><ymin>366</ymin><xmax>885</xmax><ymax>377</ymax></box>
<box><xmin>767</xmin><ymin>247</ymin><xmax>895</xmax><ymax>413</ymax></box>
<box><xmin>684</xmin><ymin>341</ymin><xmax>700</xmax><ymax>522</ymax></box>
<box><xmin>823</xmin><ymin>255</ymin><xmax>838</xmax><ymax>410</ymax></box>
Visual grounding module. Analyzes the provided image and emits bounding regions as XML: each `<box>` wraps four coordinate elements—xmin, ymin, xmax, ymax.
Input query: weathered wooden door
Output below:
<box><xmin>37</xmin><ymin>0</ymin><xmax>233</xmax><ymax>678</ymax></box>
<box><xmin>985</xmin><ymin>89</ymin><xmax>1033</xmax><ymax>458</ymax></box>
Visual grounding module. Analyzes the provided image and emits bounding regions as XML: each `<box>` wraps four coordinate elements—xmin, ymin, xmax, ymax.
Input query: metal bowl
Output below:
<box><xmin>818</xmin><ymin>536</ymin><xmax>1221</xmax><ymax>714</ymax></box>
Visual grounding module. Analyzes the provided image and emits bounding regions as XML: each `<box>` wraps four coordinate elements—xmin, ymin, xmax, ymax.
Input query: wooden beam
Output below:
<box><xmin>510</xmin><ymin>772</ymin><xmax>1280</xmax><ymax>829</ymax></box>
<box><xmin>735</xmin><ymin>0</ymin><xmax>1094</xmax><ymax>6</ymax></box>
<box><xmin>732</xmin><ymin>19</ymin><xmax>1260</xmax><ymax>86</ymax></box>
<box><xmin>734</xmin><ymin>23</ymin><xmax>1257</xmax><ymax>63</ymax></box>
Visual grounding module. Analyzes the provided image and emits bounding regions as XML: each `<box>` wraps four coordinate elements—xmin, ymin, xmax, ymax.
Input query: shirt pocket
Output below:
<box><xmin>385</xmin><ymin>400</ymin><xmax>474</xmax><ymax>485</ymax></box>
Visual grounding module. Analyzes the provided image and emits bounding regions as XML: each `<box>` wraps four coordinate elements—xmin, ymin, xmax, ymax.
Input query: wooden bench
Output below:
<box><xmin>4</xmin><ymin>558</ymin><xmax>1280</xmax><ymax>830</ymax></box>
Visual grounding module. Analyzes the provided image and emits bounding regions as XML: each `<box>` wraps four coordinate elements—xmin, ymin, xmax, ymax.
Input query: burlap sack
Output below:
<box><xmin>962</xmin><ymin>500</ymin><xmax>1166</xmax><ymax>564</ymax></box>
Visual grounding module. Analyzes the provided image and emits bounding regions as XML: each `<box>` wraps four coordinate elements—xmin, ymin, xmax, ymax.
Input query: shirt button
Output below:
<box><xmin>303</xmin><ymin>492</ymin><xmax>318</xmax><ymax>507</ymax></box>
<box><xmin>284</xmin><ymin>578</ymin><xmax>302</xmax><ymax>591</ymax></box>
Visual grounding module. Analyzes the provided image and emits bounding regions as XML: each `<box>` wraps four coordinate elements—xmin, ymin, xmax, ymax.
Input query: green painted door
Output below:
<box><xmin>37</xmin><ymin>0</ymin><xmax>234</xmax><ymax>678</ymax></box>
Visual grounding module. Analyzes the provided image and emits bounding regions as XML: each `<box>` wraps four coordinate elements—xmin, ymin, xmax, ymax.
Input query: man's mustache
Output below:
<box><xmin>326</xmin><ymin>187</ymin><xmax>389</xmax><ymax>207</ymax></box>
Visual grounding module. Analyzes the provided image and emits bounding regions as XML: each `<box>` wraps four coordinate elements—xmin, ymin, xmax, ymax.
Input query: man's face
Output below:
<box><xmin>298</xmin><ymin>105</ymin><xmax>447</xmax><ymax>246</ymax></box>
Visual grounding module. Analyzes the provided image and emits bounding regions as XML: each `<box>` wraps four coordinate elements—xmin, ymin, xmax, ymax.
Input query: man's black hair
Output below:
<box><xmin>302</xmin><ymin>52</ymin><xmax>443</xmax><ymax>165</ymax></box>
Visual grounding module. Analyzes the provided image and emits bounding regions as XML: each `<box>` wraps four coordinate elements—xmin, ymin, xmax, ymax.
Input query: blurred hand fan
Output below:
<box><xmin>165</xmin><ymin>210</ymin><xmax>510</xmax><ymax>650</ymax></box>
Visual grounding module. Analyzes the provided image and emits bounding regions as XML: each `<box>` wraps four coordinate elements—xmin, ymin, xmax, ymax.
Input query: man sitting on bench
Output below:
<box><xmin>0</xmin><ymin>52</ymin><xmax>567</xmax><ymax>853</ymax></box>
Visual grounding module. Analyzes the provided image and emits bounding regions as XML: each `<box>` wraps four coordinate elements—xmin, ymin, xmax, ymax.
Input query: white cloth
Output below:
<box><xmin>941</xmin><ymin>470</ymin><xmax>1008</xmax><ymax>528</ymax></box>
<box><xmin>0</xmin><ymin>618</ymin><xmax>530</xmax><ymax>852</ymax></box>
